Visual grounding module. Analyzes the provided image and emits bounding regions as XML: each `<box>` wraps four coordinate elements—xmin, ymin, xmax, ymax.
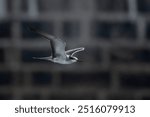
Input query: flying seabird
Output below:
<box><xmin>29</xmin><ymin>27</ymin><xmax>85</xmax><ymax>64</ymax></box>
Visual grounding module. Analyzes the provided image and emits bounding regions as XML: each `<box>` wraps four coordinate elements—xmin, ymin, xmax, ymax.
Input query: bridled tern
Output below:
<box><xmin>29</xmin><ymin>27</ymin><xmax>85</xmax><ymax>64</ymax></box>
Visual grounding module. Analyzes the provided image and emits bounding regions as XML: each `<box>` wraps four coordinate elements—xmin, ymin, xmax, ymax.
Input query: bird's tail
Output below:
<box><xmin>32</xmin><ymin>57</ymin><xmax>51</xmax><ymax>60</ymax></box>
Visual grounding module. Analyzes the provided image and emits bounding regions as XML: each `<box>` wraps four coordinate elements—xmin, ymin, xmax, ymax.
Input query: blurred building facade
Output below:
<box><xmin>0</xmin><ymin>0</ymin><xmax>150</xmax><ymax>99</ymax></box>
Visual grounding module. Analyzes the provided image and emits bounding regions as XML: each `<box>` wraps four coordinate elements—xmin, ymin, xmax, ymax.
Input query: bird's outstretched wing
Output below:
<box><xmin>28</xmin><ymin>26</ymin><xmax>66</xmax><ymax>59</ymax></box>
<box><xmin>66</xmin><ymin>47</ymin><xmax>85</xmax><ymax>56</ymax></box>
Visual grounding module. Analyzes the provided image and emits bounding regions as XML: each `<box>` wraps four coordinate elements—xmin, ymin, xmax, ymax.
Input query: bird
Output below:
<box><xmin>28</xmin><ymin>26</ymin><xmax>85</xmax><ymax>64</ymax></box>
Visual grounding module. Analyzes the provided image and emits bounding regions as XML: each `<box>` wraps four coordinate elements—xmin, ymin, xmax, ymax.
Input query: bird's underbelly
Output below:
<box><xmin>53</xmin><ymin>58</ymin><xmax>74</xmax><ymax>64</ymax></box>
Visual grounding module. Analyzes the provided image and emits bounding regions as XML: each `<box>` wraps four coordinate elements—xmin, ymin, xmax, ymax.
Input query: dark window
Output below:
<box><xmin>137</xmin><ymin>0</ymin><xmax>150</xmax><ymax>13</ymax></box>
<box><xmin>111</xmin><ymin>48</ymin><xmax>150</xmax><ymax>63</ymax></box>
<box><xmin>120</xmin><ymin>73</ymin><xmax>150</xmax><ymax>89</ymax></box>
<box><xmin>0</xmin><ymin>72</ymin><xmax>13</xmax><ymax>85</ymax></box>
<box><xmin>0</xmin><ymin>22</ymin><xmax>11</xmax><ymax>38</ymax></box>
<box><xmin>38</xmin><ymin>0</ymin><xmax>71</xmax><ymax>12</ymax></box>
<box><xmin>135</xmin><ymin>49</ymin><xmax>150</xmax><ymax>62</ymax></box>
<box><xmin>92</xmin><ymin>21</ymin><xmax>111</xmax><ymax>39</ymax></box>
<box><xmin>95</xmin><ymin>0</ymin><xmax>128</xmax><ymax>12</ymax></box>
<box><xmin>21</xmin><ymin>21</ymin><xmax>54</xmax><ymax>39</ymax></box>
<box><xmin>92</xmin><ymin>21</ymin><xmax>136</xmax><ymax>39</ymax></box>
<box><xmin>146</xmin><ymin>22</ymin><xmax>150</xmax><ymax>39</ymax></box>
<box><xmin>0</xmin><ymin>48</ymin><xmax>4</xmax><ymax>62</ymax></box>
<box><xmin>32</xmin><ymin>72</ymin><xmax>52</xmax><ymax>85</ymax></box>
<box><xmin>61</xmin><ymin>72</ymin><xmax>110</xmax><ymax>87</ymax></box>
<box><xmin>62</xmin><ymin>21</ymin><xmax>80</xmax><ymax>38</ymax></box>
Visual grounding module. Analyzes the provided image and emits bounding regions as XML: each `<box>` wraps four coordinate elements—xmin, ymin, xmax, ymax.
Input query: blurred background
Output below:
<box><xmin>0</xmin><ymin>0</ymin><xmax>150</xmax><ymax>99</ymax></box>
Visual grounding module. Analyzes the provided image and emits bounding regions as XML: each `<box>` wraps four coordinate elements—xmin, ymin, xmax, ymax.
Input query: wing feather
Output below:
<box><xmin>28</xmin><ymin>26</ymin><xmax>66</xmax><ymax>59</ymax></box>
<box><xmin>66</xmin><ymin>47</ymin><xmax>85</xmax><ymax>56</ymax></box>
